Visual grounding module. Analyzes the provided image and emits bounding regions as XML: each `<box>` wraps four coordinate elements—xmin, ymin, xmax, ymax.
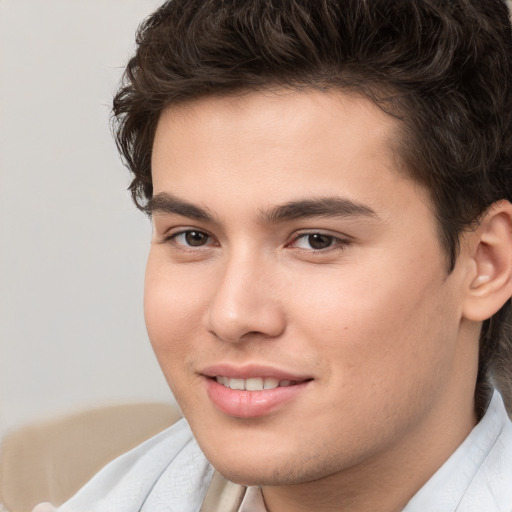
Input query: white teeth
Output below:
<box><xmin>230</xmin><ymin>378</ymin><xmax>245</xmax><ymax>390</ymax></box>
<box><xmin>215</xmin><ymin>376</ymin><xmax>294</xmax><ymax>390</ymax></box>
<box><xmin>263</xmin><ymin>377</ymin><xmax>280</xmax><ymax>389</ymax></box>
<box><xmin>245</xmin><ymin>378</ymin><xmax>264</xmax><ymax>391</ymax></box>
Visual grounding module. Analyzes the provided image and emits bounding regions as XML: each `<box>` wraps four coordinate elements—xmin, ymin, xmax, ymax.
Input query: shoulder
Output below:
<box><xmin>34</xmin><ymin>418</ymin><xmax>213</xmax><ymax>512</ymax></box>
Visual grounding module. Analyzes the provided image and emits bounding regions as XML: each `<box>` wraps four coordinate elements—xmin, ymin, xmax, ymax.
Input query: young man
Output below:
<box><xmin>35</xmin><ymin>0</ymin><xmax>512</xmax><ymax>510</ymax></box>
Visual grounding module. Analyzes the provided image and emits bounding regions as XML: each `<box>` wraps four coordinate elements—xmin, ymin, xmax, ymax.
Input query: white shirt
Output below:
<box><xmin>34</xmin><ymin>391</ymin><xmax>512</xmax><ymax>512</ymax></box>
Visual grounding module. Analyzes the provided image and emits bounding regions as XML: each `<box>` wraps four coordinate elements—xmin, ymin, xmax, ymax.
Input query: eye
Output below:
<box><xmin>171</xmin><ymin>230</ymin><xmax>212</xmax><ymax>247</ymax></box>
<box><xmin>291</xmin><ymin>233</ymin><xmax>347</xmax><ymax>251</ymax></box>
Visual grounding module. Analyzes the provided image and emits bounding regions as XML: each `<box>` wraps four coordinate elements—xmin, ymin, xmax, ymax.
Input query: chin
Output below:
<box><xmin>199</xmin><ymin>443</ymin><xmax>288</xmax><ymax>485</ymax></box>
<box><xmin>212</xmin><ymin>462</ymin><xmax>301</xmax><ymax>487</ymax></box>
<box><xmin>202</xmin><ymin>441</ymin><xmax>346</xmax><ymax>487</ymax></box>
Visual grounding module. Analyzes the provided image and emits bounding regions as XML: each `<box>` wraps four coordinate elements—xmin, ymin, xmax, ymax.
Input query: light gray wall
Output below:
<box><xmin>0</xmin><ymin>0</ymin><xmax>172</xmax><ymax>438</ymax></box>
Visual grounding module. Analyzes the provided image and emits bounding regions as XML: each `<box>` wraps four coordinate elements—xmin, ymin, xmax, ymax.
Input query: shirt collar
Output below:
<box><xmin>403</xmin><ymin>390</ymin><xmax>512</xmax><ymax>511</ymax></box>
<box><xmin>238</xmin><ymin>485</ymin><xmax>267</xmax><ymax>512</ymax></box>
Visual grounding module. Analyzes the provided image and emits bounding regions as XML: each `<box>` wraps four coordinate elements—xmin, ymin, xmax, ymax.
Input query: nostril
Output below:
<box><xmin>244</xmin><ymin>330</ymin><xmax>265</xmax><ymax>338</ymax></box>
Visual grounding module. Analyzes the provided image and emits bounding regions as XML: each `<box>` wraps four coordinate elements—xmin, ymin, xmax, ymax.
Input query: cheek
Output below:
<box><xmin>288</xmin><ymin>255</ymin><xmax>458</xmax><ymax>390</ymax></box>
<box><xmin>144</xmin><ymin>276</ymin><xmax>205</xmax><ymax>411</ymax></box>
<box><xmin>280</xmin><ymin>265</ymin><xmax>459</xmax><ymax>454</ymax></box>
<box><xmin>144</xmin><ymin>256</ymin><xmax>208</xmax><ymax>375</ymax></box>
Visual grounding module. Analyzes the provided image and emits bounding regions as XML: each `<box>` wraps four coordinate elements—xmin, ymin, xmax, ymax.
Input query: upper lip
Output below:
<box><xmin>200</xmin><ymin>363</ymin><xmax>312</xmax><ymax>381</ymax></box>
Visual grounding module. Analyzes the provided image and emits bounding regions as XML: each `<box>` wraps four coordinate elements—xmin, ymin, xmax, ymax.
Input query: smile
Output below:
<box><xmin>214</xmin><ymin>376</ymin><xmax>297</xmax><ymax>391</ymax></box>
<box><xmin>206</xmin><ymin>374</ymin><xmax>312</xmax><ymax>418</ymax></box>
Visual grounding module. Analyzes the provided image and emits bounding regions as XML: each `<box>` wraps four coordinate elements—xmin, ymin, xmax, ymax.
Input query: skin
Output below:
<box><xmin>145</xmin><ymin>90</ymin><xmax>481</xmax><ymax>512</ymax></box>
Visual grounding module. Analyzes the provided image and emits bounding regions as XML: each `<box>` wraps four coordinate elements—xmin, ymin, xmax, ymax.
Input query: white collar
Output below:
<box><xmin>403</xmin><ymin>390</ymin><xmax>512</xmax><ymax>511</ymax></box>
<box><xmin>238</xmin><ymin>485</ymin><xmax>267</xmax><ymax>512</ymax></box>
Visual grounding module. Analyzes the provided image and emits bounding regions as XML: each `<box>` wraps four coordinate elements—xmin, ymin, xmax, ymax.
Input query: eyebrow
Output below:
<box><xmin>146</xmin><ymin>193</ymin><xmax>214</xmax><ymax>222</ymax></box>
<box><xmin>263</xmin><ymin>197</ymin><xmax>379</xmax><ymax>223</ymax></box>
<box><xmin>146</xmin><ymin>192</ymin><xmax>379</xmax><ymax>224</ymax></box>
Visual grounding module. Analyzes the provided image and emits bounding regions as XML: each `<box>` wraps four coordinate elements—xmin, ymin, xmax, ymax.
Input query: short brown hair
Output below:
<box><xmin>113</xmin><ymin>0</ymin><xmax>512</xmax><ymax>414</ymax></box>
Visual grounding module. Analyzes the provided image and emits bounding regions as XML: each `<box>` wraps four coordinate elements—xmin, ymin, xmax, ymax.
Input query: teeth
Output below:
<box><xmin>245</xmin><ymin>378</ymin><xmax>264</xmax><ymax>391</ymax></box>
<box><xmin>215</xmin><ymin>376</ymin><xmax>295</xmax><ymax>391</ymax></box>
<box><xmin>263</xmin><ymin>377</ymin><xmax>280</xmax><ymax>389</ymax></box>
<box><xmin>230</xmin><ymin>378</ymin><xmax>245</xmax><ymax>390</ymax></box>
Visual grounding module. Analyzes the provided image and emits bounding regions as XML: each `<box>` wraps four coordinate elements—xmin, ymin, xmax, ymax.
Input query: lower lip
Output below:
<box><xmin>205</xmin><ymin>378</ymin><xmax>310</xmax><ymax>418</ymax></box>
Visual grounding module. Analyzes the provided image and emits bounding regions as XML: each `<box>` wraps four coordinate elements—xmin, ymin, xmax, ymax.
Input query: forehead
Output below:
<box><xmin>153</xmin><ymin>89</ymin><xmax>398</xmax><ymax>164</ymax></box>
<box><xmin>151</xmin><ymin>89</ymin><xmax>423</xmax><ymax>221</ymax></box>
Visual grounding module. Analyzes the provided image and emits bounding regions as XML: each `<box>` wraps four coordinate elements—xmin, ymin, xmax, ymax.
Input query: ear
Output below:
<box><xmin>462</xmin><ymin>200</ymin><xmax>512</xmax><ymax>322</ymax></box>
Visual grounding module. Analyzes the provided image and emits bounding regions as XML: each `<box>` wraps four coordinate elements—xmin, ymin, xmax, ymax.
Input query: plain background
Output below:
<box><xmin>0</xmin><ymin>0</ymin><xmax>173</xmax><ymax>439</ymax></box>
<box><xmin>1</xmin><ymin>0</ymin><xmax>512</xmax><ymax>440</ymax></box>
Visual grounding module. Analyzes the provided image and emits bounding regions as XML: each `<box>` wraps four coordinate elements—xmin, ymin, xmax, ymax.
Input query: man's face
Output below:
<box><xmin>146</xmin><ymin>90</ymin><xmax>475</xmax><ymax>486</ymax></box>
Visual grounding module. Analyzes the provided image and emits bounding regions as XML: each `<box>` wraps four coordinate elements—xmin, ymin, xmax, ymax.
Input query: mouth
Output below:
<box><xmin>202</xmin><ymin>367</ymin><xmax>313</xmax><ymax>418</ymax></box>
<box><xmin>212</xmin><ymin>376</ymin><xmax>303</xmax><ymax>391</ymax></box>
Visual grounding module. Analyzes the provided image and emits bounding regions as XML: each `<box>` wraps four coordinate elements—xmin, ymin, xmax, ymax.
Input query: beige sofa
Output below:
<box><xmin>0</xmin><ymin>402</ymin><xmax>181</xmax><ymax>512</ymax></box>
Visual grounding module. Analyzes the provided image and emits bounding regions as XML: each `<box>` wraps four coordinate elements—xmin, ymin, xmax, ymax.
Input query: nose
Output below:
<box><xmin>206</xmin><ymin>254</ymin><xmax>286</xmax><ymax>343</ymax></box>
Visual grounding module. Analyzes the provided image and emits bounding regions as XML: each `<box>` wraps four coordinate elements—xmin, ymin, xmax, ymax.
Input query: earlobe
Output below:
<box><xmin>462</xmin><ymin>200</ymin><xmax>512</xmax><ymax>322</ymax></box>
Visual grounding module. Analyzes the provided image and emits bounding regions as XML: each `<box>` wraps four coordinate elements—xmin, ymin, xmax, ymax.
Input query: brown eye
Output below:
<box><xmin>170</xmin><ymin>230</ymin><xmax>212</xmax><ymax>247</ymax></box>
<box><xmin>184</xmin><ymin>231</ymin><xmax>209</xmax><ymax>246</ymax></box>
<box><xmin>307</xmin><ymin>234</ymin><xmax>335</xmax><ymax>250</ymax></box>
<box><xmin>290</xmin><ymin>232</ymin><xmax>348</xmax><ymax>252</ymax></box>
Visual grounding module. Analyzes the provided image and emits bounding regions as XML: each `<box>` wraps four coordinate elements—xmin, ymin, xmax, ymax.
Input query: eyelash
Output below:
<box><xmin>288</xmin><ymin>232</ymin><xmax>351</xmax><ymax>253</ymax></box>
<box><xmin>163</xmin><ymin>229</ymin><xmax>216</xmax><ymax>249</ymax></box>
<box><xmin>162</xmin><ymin>229</ymin><xmax>350</xmax><ymax>253</ymax></box>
